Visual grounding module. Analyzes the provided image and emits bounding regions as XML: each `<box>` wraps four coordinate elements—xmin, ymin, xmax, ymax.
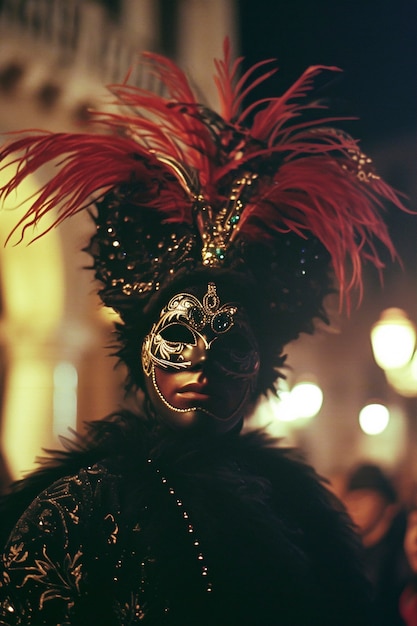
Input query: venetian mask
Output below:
<box><xmin>141</xmin><ymin>282</ymin><xmax>260</xmax><ymax>433</ymax></box>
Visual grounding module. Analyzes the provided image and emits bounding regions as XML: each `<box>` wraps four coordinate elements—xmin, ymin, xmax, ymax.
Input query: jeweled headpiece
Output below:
<box><xmin>0</xmin><ymin>39</ymin><xmax>406</xmax><ymax>394</ymax></box>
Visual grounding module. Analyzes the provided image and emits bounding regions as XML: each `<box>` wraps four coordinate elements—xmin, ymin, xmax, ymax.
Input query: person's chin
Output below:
<box><xmin>163</xmin><ymin>404</ymin><xmax>240</xmax><ymax>434</ymax></box>
<box><xmin>179</xmin><ymin>399</ymin><xmax>238</xmax><ymax>423</ymax></box>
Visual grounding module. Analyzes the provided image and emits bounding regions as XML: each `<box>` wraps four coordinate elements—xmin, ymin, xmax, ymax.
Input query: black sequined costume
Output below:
<box><xmin>0</xmin><ymin>411</ymin><xmax>371</xmax><ymax>626</ymax></box>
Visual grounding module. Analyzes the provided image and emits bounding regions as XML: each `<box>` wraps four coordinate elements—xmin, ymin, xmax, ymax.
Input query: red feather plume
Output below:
<box><xmin>0</xmin><ymin>38</ymin><xmax>408</xmax><ymax>308</ymax></box>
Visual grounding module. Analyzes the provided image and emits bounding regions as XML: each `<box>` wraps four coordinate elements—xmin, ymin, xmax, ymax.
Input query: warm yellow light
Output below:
<box><xmin>275</xmin><ymin>380</ymin><xmax>323</xmax><ymax>422</ymax></box>
<box><xmin>2</xmin><ymin>359</ymin><xmax>54</xmax><ymax>478</ymax></box>
<box><xmin>289</xmin><ymin>381</ymin><xmax>323</xmax><ymax>419</ymax></box>
<box><xmin>99</xmin><ymin>305</ymin><xmax>122</xmax><ymax>326</ymax></box>
<box><xmin>370</xmin><ymin>308</ymin><xmax>416</xmax><ymax>370</ymax></box>
<box><xmin>382</xmin><ymin>351</ymin><xmax>417</xmax><ymax>397</ymax></box>
<box><xmin>359</xmin><ymin>403</ymin><xmax>390</xmax><ymax>435</ymax></box>
<box><xmin>0</xmin><ymin>164</ymin><xmax>64</xmax><ymax>337</ymax></box>
<box><xmin>0</xmin><ymin>163</ymin><xmax>65</xmax><ymax>479</ymax></box>
<box><xmin>53</xmin><ymin>362</ymin><xmax>78</xmax><ymax>438</ymax></box>
<box><xmin>273</xmin><ymin>390</ymin><xmax>298</xmax><ymax>422</ymax></box>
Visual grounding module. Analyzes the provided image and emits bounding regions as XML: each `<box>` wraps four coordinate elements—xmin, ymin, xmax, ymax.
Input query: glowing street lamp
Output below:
<box><xmin>370</xmin><ymin>308</ymin><xmax>416</xmax><ymax>370</ymax></box>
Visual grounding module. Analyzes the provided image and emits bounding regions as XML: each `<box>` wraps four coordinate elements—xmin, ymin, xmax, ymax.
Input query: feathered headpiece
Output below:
<box><xmin>0</xmin><ymin>39</ymin><xmax>406</xmax><ymax>393</ymax></box>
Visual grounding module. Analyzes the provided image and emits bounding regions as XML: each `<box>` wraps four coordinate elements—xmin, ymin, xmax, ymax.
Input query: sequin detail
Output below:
<box><xmin>147</xmin><ymin>458</ymin><xmax>213</xmax><ymax>593</ymax></box>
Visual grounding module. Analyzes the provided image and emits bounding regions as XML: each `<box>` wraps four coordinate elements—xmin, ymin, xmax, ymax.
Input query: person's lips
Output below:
<box><xmin>177</xmin><ymin>382</ymin><xmax>212</xmax><ymax>401</ymax></box>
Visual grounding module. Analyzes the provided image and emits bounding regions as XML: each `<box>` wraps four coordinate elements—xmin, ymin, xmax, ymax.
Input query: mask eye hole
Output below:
<box><xmin>211</xmin><ymin>332</ymin><xmax>258</xmax><ymax>373</ymax></box>
<box><xmin>160</xmin><ymin>323</ymin><xmax>196</xmax><ymax>344</ymax></box>
<box><xmin>215</xmin><ymin>332</ymin><xmax>251</xmax><ymax>354</ymax></box>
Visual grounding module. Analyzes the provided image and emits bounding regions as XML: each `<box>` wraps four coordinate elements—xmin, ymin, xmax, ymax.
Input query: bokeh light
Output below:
<box><xmin>273</xmin><ymin>380</ymin><xmax>323</xmax><ymax>422</ymax></box>
<box><xmin>371</xmin><ymin>308</ymin><xmax>416</xmax><ymax>370</ymax></box>
<box><xmin>289</xmin><ymin>382</ymin><xmax>323</xmax><ymax>419</ymax></box>
<box><xmin>359</xmin><ymin>403</ymin><xmax>390</xmax><ymax>435</ymax></box>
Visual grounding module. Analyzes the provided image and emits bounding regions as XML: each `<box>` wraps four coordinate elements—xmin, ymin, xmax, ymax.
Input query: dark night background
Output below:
<box><xmin>238</xmin><ymin>0</ymin><xmax>417</xmax><ymax>295</ymax></box>
<box><xmin>239</xmin><ymin>1</ymin><xmax>416</xmax><ymax>143</ymax></box>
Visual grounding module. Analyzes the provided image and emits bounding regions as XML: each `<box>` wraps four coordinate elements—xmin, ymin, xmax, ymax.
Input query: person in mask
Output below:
<box><xmin>0</xmin><ymin>40</ymin><xmax>407</xmax><ymax>625</ymax></box>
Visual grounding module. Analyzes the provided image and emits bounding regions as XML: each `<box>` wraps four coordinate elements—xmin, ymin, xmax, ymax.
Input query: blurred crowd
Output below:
<box><xmin>339</xmin><ymin>463</ymin><xmax>417</xmax><ymax>626</ymax></box>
